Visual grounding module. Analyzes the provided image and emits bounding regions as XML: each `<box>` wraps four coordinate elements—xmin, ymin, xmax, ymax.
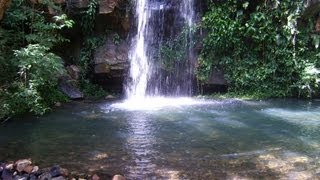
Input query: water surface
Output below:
<box><xmin>0</xmin><ymin>98</ymin><xmax>320</xmax><ymax>179</ymax></box>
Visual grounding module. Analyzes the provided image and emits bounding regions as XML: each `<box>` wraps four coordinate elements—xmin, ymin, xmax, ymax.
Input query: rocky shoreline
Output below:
<box><xmin>0</xmin><ymin>159</ymin><xmax>125</xmax><ymax>180</ymax></box>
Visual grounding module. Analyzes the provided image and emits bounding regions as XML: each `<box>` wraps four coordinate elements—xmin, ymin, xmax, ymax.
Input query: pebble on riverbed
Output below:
<box><xmin>0</xmin><ymin>159</ymin><xmax>125</xmax><ymax>180</ymax></box>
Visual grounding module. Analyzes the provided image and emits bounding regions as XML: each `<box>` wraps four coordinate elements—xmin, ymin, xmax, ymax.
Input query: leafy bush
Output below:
<box><xmin>80</xmin><ymin>80</ymin><xmax>107</xmax><ymax>99</ymax></box>
<box><xmin>199</xmin><ymin>0</ymin><xmax>319</xmax><ymax>98</ymax></box>
<box><xmin>0</xmin><ymin>44</ymin><xmax>67</xmax><ymax>117</ymax></box>
<box><xmin>0</xmin><ymin>0</ymin><xmax>74</xmax><ymax>119</ymax></box>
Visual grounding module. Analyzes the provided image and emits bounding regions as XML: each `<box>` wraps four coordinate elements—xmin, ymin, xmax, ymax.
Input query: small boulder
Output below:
<box><xmin>29</xmin><ymin>174</ymin><xmax>37</xmax><ymax>180</ymax></box>
<box><xmin>50</xmin><ymin>165</ymin><xmax>61</xmax><ymax>177</ymax></box>
<box><xmin>6</xmin><ymin>163</ymin><xmax>14</xmax><ymax>170</ymax></box>
<box><xmin>1</xmin><ymin>168</ymin><xmax>13</xmax><ymax>180</ymax></box>
<box><xmin>112</xmin><ymin>174</ymin><xmax>125</xmax><ymax>180</ymax></box>
<box><xmin>92</xmin><ymin>174</ymin><xmax>100</xmax><ymax>180</ymax></box>
<box><xmin>67</xmin><ymin>65</ymin><xmax>81</xmax><ymax>80</ymax></box>
<box><xmin>55</xmin><ymin>102</ymin><xmax>62</xmax><ymax>107</ymax></box>
<box><xmin>15</xmin><ymin>159</ymin><xmax>32</xmax><ymax>172</ymax></box>
<box><xmin>58</xmin><ymin>76</ymin><xmax>83</xmax><ymax>99</ymax></box>
<box><xmin>39</xmin><ymin>172</ymin><xmax>52</xmax><ymax>180</ymax></box>
<box><xmin>32</xmin><ymin>166</ymin><xmax>39</xmax><ymax>173</ymax></box>
<box><xmin>52</xmin><ymin>176</ymin><xmax>66</xmax><ymax>180</ymax></box>
<box><xmin>13</xmin><ymin>174</ymin><xmax>29</xmax><ymax>180</ymax></box>
<box><xmin>60</xmin><ymin>168</ymin><xmax>69</xmax><ymax>177</ymax></box>
<box><xmin>105</xmin><ymin>95</ymin><xmax>116</xmax><ymax>100</ymax></box>
<box><xmin>24</xmin><ymin>165</ymin><xmax>33</xmax><ymax>174</ymax></box>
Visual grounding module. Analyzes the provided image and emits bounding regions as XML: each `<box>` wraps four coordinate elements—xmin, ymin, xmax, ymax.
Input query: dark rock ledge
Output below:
<box><xmin>0</xmin><ymin>159</ymin><xmax>125</xmax><ymax>180</ymax></box>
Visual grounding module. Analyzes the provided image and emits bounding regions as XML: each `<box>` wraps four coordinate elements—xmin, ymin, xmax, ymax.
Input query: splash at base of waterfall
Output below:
<box><xmin>110</xmin><ymin>97</ymin><xmax>210</xmax><ymax>111</ymax></box>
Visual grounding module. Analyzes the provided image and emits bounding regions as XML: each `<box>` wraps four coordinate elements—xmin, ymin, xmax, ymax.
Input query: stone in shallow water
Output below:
<box><xmin>13</xmin><ymin>174</ymin><xmax>29</xmax><ymax>180</ymax></box>
<box><xmin>24</xmin><ymin>165</ymin><xmax>33</xmax><ymax>174</ymax></box>
<box><xmin>92</xmin><ymin>174</ymin><xmax>100</xmax><ymax>180</ymax></box>
<box><xmin>52</xmin><ymin>176</ymin><xmax>66</xmax><ymax>180</ymax></box>
<box><xmin>112</xmin><ymin>174</ymin><xmax>125</xmax><ymax>180</ymax></box>
<box><xmin>60</xmin><ymin>168</ymin><xmax>69</xmax><ymax>177</ymax></box>
<box><xmin>5</xmin><ymin>163</ymin><xmax>14</xmax><ymax>170</ymax></box>
<box><xmin>29</xmin><ymin>174</ymin><xmax>37</xmax><ymax>180</ymax></box>
<box><xmin>39</xmin><ymin>172</ymin><xmax>52</xmax><ymax>180</ymax></box>
<box><xmin>50</xmin><ymin>165</ymin><xmax>62</xmax><ymax>177</ymax></box>
<box><xmin>1</xmin><ymin>168</ymin><xmax>13</xmax><ymax>180</ymax></box>
<box><xmin>32</xmin><ymin>166</ymin><xmax>39</xmax><ymax>173</ymax></box>
<box><xmin>15</xmin><ymin>159</ymin><xmax>32</xmax><ymax>172</ymax></box>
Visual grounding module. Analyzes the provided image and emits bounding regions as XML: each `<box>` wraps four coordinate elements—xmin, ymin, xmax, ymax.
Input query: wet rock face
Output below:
<box><xmin>201</xmin><ymin>68</ymin><xmax>228</xmax><ymax>94</ymax></box>
<box><xmin>58</xmin><ymin>76</ymin><xmax>84</xmax><ymax>99</ymax></box>
<box><xmin>98</xmin><ymin>0</ymin><xmax>119</xmax><ymax>14</ymax></box>
<box><xmin>67</xmin><ymin>0</ymin><xmax>122</xmax><ymax>14</ymax></box>
<box><xmin>304</xmin><ymin>0</ymin><xmax>320</xmax><ymax>17</ymax></box>
<box><xmin>94</xmin><ymin>38</ymin><xmax>129</xmax><ymax>75</ymax></box>
<box><xmin>93</xmin><ymin>38</ymin><xmax>129</xmax><ymax>93</ymax></box>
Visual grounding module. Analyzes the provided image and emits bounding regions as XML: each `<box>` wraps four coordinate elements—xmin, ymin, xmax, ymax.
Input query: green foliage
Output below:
<box><xmin>79</xmin><ymin>0</ymin><xmax>101</xmax><ymax>77</ymax></box>
<box><xmin>79</xmin><ymin>36</ymin><xmax>106</xmax><ymax>79</ymax></box>
<box><xmin>81</xmin><ymin>0</ymin><xmax>98</xmax><ymax>35</ymax></box>
<box><xmin>1</xmin><ymin>44</ymin><xmax>67</xmax><ymax>117</ymax></box>
<box><xmin>26</xmin><ymin>14</ymin><xmax>74</xmax><ymax>48</ymax></box>
<box><xmin>0</xmin><ymin>0</ymin><xmax>73</xmax><ymax>119</ymax></box>
<box><xmin>80</xmin><ymin>80</ymin><xmax>107</xmax><ymax>99</ymax></box>
<box><xmin>77</xmin><ymin>0</ymin><xmax>108</xmax><ymax>97</ymax></box>
<box><xmin>14</xmin><ymin>44</ymin><xmax>64</xmax><ymax>85</ymax></box>
<box><xmin>112</xmin><ymin>33</ymin><xmax>121</xmax><ymax>45</ymax></box>
<box><xmin>200</xmin><ymin>0</ymin><xmax>319</xmax><ymax>98</ymax></box>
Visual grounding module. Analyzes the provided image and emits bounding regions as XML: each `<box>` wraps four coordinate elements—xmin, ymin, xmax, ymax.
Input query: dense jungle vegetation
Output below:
<box><xmin>0</xmin><ymin>0</ymin><xmax>105</xmax><ymax>119</ymax></box>
<box><xmin>198</xmin><ymin>0</ymin><xmax>320</xmax><ymax>98</ymax></box>
<box><xmin>0</xmin><ymin>0</ymin><xmax>319</xmax><ymax>119</ymax></box>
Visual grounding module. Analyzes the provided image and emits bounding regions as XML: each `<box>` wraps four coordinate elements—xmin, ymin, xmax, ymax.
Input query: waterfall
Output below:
<box><xmin>125</xmin><ymin>0</ymin><xmax>149</xmax><ymax>99</ymax></box>
<box><xmin>126</xmin><ymin>0</ymin><xmax>196</xmax><ymax>99</ymax></box>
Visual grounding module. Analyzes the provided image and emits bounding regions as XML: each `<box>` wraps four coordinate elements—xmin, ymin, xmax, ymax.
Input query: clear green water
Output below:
<box><xmin>0</xmin><ymin>99</ymin><xmax>320</xmax><ymax>179</ymax></box>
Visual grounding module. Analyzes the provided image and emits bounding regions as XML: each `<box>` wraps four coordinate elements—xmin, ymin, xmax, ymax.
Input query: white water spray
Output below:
<box><xmin>126</xmin><ymin>0</ymin><xmax>150</xmax><ymax>99</ymax></box>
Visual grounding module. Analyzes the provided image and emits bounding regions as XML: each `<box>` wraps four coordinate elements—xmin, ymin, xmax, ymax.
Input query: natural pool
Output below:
<box><xmin>1</xmin><ymin>98</ymin><xmax>320</xmax><ymax>179</ymax></box>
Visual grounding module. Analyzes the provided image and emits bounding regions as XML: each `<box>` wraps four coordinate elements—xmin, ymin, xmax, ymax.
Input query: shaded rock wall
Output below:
<box><xmin>58</xmin><ymin>0</ymin><xmax>130</xmax><ymax>93</ymax></box>
<box><xmin>304</xmin><ymin>0</ymin><xmax>320</xmax><ymax>17</ymax></box>
<box><xmin>93</xmin><ymin>38</ymin><xmax>129</xmax><ymax>92</ymax></box>
<box><xmin>0</xmin><ymin>0</ymin><xmax>11</xmax><ymax>20</ymax></box>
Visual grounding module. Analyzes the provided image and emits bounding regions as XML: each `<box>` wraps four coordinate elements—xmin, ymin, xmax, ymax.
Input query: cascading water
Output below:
<box><xmin>125</xmin><ymin>0</ymin><xmax>149</xmax><ymax>99</ymax></box>
<box><xmin>125</xmin><ymin>0</ymin><xmax>196</xmax><ymax>99</ymax></box>
<box><xmin>118</xmin><ymin>0</ymin><xmax>197</xmax><ymax>177</ymax></box>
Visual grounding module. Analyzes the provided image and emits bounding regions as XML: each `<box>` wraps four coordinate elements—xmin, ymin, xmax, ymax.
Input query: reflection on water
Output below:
<box><xmin>0</xmin><ymin>99</ymin><xmax>320</xmax><ymax>179</ymax></box>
